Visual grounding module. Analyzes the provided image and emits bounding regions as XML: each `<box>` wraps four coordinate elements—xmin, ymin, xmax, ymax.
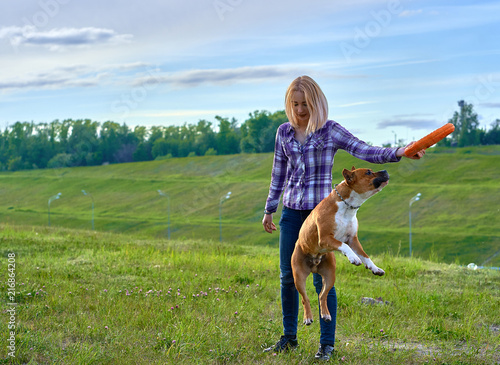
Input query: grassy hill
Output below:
<box><xmin>0</xmin><ymin>146</ymin><xmax>498</xmax><ymax>266</ymax></box>
<box><xmin>1</xmin><ymin>226</ymin><xmax>499</xmax><ymax>364</ymax></box>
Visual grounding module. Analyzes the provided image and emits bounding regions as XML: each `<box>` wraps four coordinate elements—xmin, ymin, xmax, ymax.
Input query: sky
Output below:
<box><xmin>1</xmin><ymin>0</ymin><xmax>499</xmax><ymax>146</ymax></box>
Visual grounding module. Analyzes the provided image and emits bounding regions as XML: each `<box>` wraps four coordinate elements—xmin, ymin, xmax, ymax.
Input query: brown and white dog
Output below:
<box><xmin>291</xmin><ymin>166</ymin><xmax>389</xmax><ymax>325</ymax></box>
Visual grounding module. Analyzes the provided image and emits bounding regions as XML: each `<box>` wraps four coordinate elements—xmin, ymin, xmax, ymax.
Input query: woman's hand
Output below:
<box><xmin>262</xmin><ymin>214</ymin><xmax>277</xmax><ymax>233</ymax></box>
<box><xmin>396</xmin><ymin>143</ymin><xmax>426</xmax><ymax>160</ymax></box>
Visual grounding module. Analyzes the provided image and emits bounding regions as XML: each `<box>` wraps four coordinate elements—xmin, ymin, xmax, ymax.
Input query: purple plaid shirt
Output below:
<box><xmin>265</xmin><ymin>120</ymin><xmax>401</xmax><ymax>213</ymax></box>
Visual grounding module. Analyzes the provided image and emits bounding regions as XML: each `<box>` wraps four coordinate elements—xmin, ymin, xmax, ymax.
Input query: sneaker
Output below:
<box><xmin>263</xmin><ymin>335</ymin><xmax>298</xmax><ymax>353</ymax></box>
<box><xmin>314</xmin><ymin>344</ymin><xmax>334</xmax><ymax>360</ymax></box>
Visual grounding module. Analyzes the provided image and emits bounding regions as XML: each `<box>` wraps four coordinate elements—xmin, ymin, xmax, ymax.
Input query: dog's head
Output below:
<box><xmin>342</xmin><ymin>166</ymin><xmax>389</xmax><ymax>197</ymax></box>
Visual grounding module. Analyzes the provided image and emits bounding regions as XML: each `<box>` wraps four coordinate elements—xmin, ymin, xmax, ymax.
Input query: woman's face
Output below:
<box><xmin>292</xmin><ymin>91</ymin><xmax>310</xmax><ymax>126</ymax></box>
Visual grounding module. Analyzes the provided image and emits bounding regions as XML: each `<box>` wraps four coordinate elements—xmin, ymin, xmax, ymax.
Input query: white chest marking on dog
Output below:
<box><xmin>333</xmin><ymin>201</ymin><xmax>358</xmax><ymax>243</ymax></box>
<box><xmin>334</xmin><ymin>200</ymin><xmax>361</xmax><ymax>266</ymax></box>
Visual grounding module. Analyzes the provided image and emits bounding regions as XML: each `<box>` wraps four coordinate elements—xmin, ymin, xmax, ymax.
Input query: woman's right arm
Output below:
<box><xmin>263</xmin><ymin>128</ymin><xmax>287</xmax><ymax>233</ymax></box>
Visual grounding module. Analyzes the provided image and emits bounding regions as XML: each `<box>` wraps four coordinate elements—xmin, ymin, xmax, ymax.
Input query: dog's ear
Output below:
<box><xmin>351</xmin><ymin>166</ymin><xmax>356</xmax><ymax>171</ymax></box>
<box><xmin>342</xmin><ymin>168</ymin><xmax>355</xmax><ymax>185</ymax></box>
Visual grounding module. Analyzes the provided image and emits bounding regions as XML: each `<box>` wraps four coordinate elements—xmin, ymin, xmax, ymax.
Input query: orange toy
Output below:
<box><xmin>404</xmin><ymin>123</ymin><xmax>455</xmax><ymax>157</ymax></box>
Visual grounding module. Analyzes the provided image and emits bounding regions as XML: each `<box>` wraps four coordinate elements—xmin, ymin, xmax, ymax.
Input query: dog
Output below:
<box><xmin>291</xmin><ymin>166</ymin><xmax>389</xmax><ymax>325</ymax></box>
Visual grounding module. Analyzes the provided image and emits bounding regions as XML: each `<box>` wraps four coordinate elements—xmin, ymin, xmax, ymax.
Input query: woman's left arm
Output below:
<box><xmin>332</xmin><ymin>122</ymin><xmax>423</xmax><ymax>163</ymax></box>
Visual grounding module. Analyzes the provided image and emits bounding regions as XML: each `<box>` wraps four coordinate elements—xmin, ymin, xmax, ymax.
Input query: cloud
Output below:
<box><xmin>334</xmin><ymin>101</ymin><xmax>375</xmax><ymax>108</ymax></box>
<box><xmin>377</xmin><ymin>118</ymin><xmax>441</xmax><ymax>130</ymax></box>
<box><xmin>392</xmin><ymin>113</ymin><xmax>434</xmax><ymax>118</ymax></box>
<box><xmin>0</xmin><ymin>26</ymin><xmax>132</xmax><ymax>50</ymax></box>
<box><xmin>0</xmin><ymin>74</ymin><xmax>103</xmax><ymax>91</ymax></box>
<box><xmin>479</xmin><ymin>102</ymin><xmax>500</xmax><ymax>108</ymax></box>
<box><xmin>133</xmin><ymin>65</ymin><xmax>312</xmax><ymax>88</ymax></box>
<box><xmin>0</xmin><ymin>63</ymin><xmax>148</xmax><ymax>92</ymax></box>
<box><xmin>131</xmin><ymin>109</ymin><xmax>246</xmax><ymax>118</ymax></box>
<box><xmin>398</xmin><ymin>9</ymin><xmax>423</xmax><ymax>17</ymax></box>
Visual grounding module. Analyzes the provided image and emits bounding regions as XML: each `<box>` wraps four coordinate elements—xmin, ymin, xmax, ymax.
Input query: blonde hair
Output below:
<box><xmin>285</xmin><ymin>76</ymin><xmax>329</xmax><ymax>135</ymax></box>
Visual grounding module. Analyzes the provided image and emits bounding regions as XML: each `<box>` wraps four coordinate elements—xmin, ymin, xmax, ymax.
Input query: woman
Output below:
<box><xmin>262</xmin><ymin>76</ymin><xmax>423</xmax><ymax>360</ymax></box>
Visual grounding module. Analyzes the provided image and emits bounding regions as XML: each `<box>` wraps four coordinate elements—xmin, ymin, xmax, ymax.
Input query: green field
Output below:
<box><xmin>1</xmin><ymin>226</ymin><xmax>499</xmax><ymax>364</ymax></box>
<box><xmin>0</xmin><ymin>146</ymin><xmax>498</xmax><ymax>266</ymax></box>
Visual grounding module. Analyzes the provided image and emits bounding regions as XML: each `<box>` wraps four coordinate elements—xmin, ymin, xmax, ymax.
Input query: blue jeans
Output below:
<box><xmin>279</xmin><ymin>207</ymin><xmax>337</xmax><ymax>345</ymax></box>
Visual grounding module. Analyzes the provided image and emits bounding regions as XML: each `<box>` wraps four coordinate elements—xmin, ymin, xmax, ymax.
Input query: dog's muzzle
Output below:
<box><xmin>373</xmin><ymin>170</ymin><xmax>389</xmax><ymax>189</ymax></box>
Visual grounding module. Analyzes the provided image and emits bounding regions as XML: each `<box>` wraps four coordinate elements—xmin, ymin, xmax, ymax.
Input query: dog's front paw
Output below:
<box><xmin>304</xmin><ymin>318</ymin><xmax>314</xmax><ymax>326</ymax></box>
<box><xmin>349</xmin><ymin>255</ymin><xmax>362</xmax><ymax>266</ymax></box>
<box><xmin>361</xmin><ymin>257</ymin><xmax>385</xmax><ymax>276</ymax></box>
<box><xmin>371</xmin><ymin>267</ymin><xmax>385</xmax><ymax>276</ymax></box>
<box><xmin>338</xmin><ymin>243</ymin><xmax>362</xmax><ymax>266</ymax></box>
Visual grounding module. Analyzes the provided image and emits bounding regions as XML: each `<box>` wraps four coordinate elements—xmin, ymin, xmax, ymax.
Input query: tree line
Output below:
<box><xmin>1</xmin><ymin>102</ymin><xmax>498</xmax><ymax>171</ymax></box>
<box><xmin>0</xmin><ymin>110</ymin><xmax>287</xmax><ymax>171</ymax></box>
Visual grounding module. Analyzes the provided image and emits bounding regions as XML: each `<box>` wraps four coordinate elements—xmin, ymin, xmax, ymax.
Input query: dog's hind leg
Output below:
<box><xmin>349</xmin><ymin>235</ymin><xmax>385</xmax><ymax>276</ymax></box>
<box><xmin>295</xmin><ymin>272</ymin><xmax>314</xmax><ymax>325</ymax></box>
<box><xmin>316</xmin><ymin>253</ymin><xmax>336</xmax><ymax>322</ymax></box>
<box><xmin>292</xmin><ymin>248</ymin><xmax>314</xmax><ymax>325</ymax></box>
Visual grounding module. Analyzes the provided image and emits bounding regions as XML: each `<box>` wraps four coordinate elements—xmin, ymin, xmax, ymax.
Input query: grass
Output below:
<box><xmin>1</xmin><ymin>225</ymin><xmax>499</xmax><ymax>364</ymax></box>
<box><xmin>0</xmin><ymin>146</ymin><xmax>499</xmax><ymax>266</ymax></box>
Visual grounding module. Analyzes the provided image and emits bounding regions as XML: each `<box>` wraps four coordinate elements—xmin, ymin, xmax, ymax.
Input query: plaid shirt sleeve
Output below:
<box><xmin>264</xmin><ymin>125</ymin><xmax>287</xmax><ymax>213</ymax></box>
<box><xmin>331</xmin><ymin>122</ymin><xmax>401</xmax><ymax>164</ymax></box>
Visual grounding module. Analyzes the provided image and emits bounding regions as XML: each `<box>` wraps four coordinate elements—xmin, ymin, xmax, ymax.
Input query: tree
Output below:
<box><xmin>67</xmin><ymin>119</ymin><xmax>100</xmax><ymax>166</ymax></box>
<box><xmin>194</xmin><ymin>120</ymin><xmax>217</xmax><ymax>156</ymax></box>
<box><xmin>205</xmin><ymin>148</ymin><xmax>217</xmax><ymax>156</ymax></box>
<box><xmin>240</xmin><ymin>110</ymin><xmax>285</xmax><ymax>153</ymax></box>
<box><xmin>178</xmin><ymin>124</ymin><xmax>196</xmax><ymax>157</ymax></box>
<box><xmin>47</xmin><ymin>153</ymin><xmax>73</xmax><ymax>168</ymax></box>
<box><xmin>133</xmin><ymin>142</ymin><xmax>152</xmax><ymax>162</ymax></box>
<box><xmin>28</xmin><ymin>123</ymin><xmax>54</xmax><ymax>168</ymax></box>
<box><xmin>7</xmin><ymin>156</ymin><xmax>25</xmax><ymax>171</ymax></box>
<box><xmin>444</xmin><ymin>101</ymin><xmax>480</xmax><ymax>147</ymax></box>
<box><xmin>215</xmin><ymin>116</ymin><xmax>240</xmax><ymax>155</ymax></box>
<box><xmin>240</xmin><ymin>111</ymin><xmax>270</xmax><ymax>153</ymax></box>
<box><xmin>152</xmin><ymin>138</ymin><xmax>169</xmax><ymax>159</ymax></box>
<box><xmin>98</xmin><ymin>121</ymin><xmax>119</xmax><ymax>163</ymax></box>
<box><xmin>481</xmin><ymin>119</ymin><xmax>500</xmax><ymax>145</ymax></box>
